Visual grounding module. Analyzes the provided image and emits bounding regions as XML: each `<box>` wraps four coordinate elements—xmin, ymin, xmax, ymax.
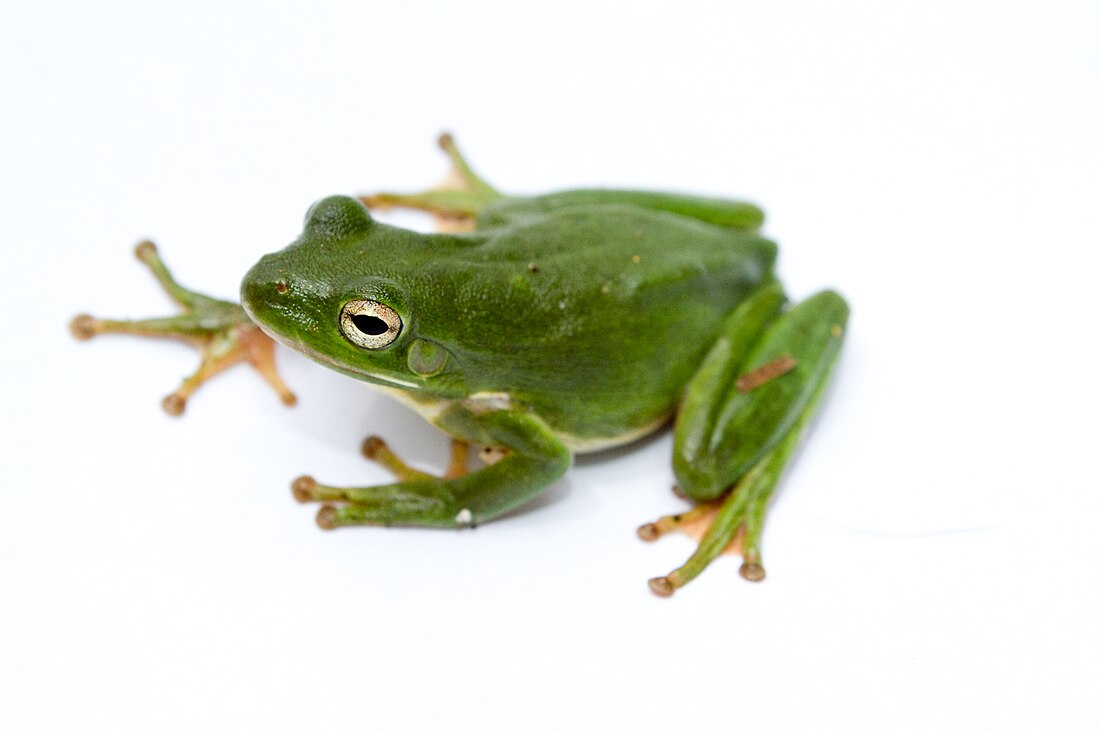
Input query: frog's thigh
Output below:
<box><xmin>673</xmin><ymin>289</ymin><xmax>849</xmax><ymax>500</ymax></box>
<box><xmin>650</xmin><ymin>290</ymin><xmax>848</xmax><ymax>594</ymax></box>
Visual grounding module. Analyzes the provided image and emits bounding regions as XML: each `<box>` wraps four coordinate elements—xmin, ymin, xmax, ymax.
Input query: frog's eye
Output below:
<box><xmin>340</xmin><ymin>299</ymin><xmax>402</xmax><ymax>349</ymax></box>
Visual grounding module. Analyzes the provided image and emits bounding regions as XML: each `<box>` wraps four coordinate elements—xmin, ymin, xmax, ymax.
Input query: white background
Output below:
<box><xmin>2</xmin><ymin>1</ymin><xmax>1098</xmax><ymax>730</ymax></box>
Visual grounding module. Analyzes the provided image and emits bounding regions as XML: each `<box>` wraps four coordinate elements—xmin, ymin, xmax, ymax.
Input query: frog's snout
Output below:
<box><xmin>240</xmin><ymin>254</ymin><xmax>332</xmax><ymax>355</ymax></box>
<box><xmin>240</xmin><ymin>255</ymin><xmax>289</xmax><ymax>322</ymax></box>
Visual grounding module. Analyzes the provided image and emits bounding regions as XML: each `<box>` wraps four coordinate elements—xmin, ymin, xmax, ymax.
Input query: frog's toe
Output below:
<box><xmin>646</xmin><ymin>556</ymin><xmax>765</xmax><ymax>597</ymax></box>
<box><xmin>69</xmin><ymin>314</ymin><xmax>100</xmax><ymax>340</ymax></box>
<box><xmin>636</xmin><ymin>501</ymin><xmax>732</xmax><ymax>546</ymax></box>
<box><xmin>360</xmin><ymin>436</ymin><xmax>386</xmax><ymax>461</ymax></box>
<box><xmin>647</xmin><ymin>576</ymin><xmax>677</xmax><ymax>598</ymax></box>
<box><xmin>359</xmin><ymin>435</ymin><xmax>475</xmax><ymax>481</ymax></box>
<box><xmin>358</xmin><ymin>435</ymin><xmax>437</xmax><ymax>482</ymax></box>
<box><xmin>133</xmin><ymin>239</ymin><xmax>158</xmax><ymax>263</ymax></box>
<box><xmin>289</xmin><ymin>475</ymin><xmax>462</xmax><ymax>529</ymax></box>
<box><xmin>357</xmin><ymin>134</ymin><xmax>502</xmax><ymax>221</ymax></box>
<box><xmin>315</xmin><ymin>505</ymin><xmax>339</xmax><ymax>530</ymax></box>
<box><xmin>291</xmin><ymin>475</ymin><xmax>318</xmax><ymax>503</ymax></box>
<box><xmin>291</xmin><ymin>475</ymin><xmax>362</xmax><ymax>506</ymax></box>
<box><xmin>739</xmin><ymin>557</ymin><xmax>766</xmax><ymax>582</ymax></box>
<box><xmin>161</xmin><ymin>393</ymin><xmax>187</xmax><ymax>416</ymax></box>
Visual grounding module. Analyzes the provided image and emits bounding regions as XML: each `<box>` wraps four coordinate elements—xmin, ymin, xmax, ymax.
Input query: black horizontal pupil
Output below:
<box><xmin>351</xmin><ymin>314</ymin><xmax>389</xmax><ymax>335</ymax></box>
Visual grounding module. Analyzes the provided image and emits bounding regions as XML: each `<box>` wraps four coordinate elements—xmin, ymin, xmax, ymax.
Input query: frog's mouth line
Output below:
<box><xmin>250</xmin><ymin>318</ymin><xmax>425</xmax><ymax>392</ymax></box>
<box><xmin>356</xmin><ymin>372</ymin><xmax>423</xmax><ymax>390</ymax></box>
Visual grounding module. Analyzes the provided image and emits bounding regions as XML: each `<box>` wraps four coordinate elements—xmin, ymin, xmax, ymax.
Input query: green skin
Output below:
<box><xmin>74</xmin><ymin>139</ymin><xmax>848</xmax><ymax>595</ymax></box>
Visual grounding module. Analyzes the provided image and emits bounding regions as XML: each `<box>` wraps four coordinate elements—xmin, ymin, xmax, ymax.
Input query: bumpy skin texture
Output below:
<box><xmin>242</xmin><ymin>195</ymin><xmax>777</xmax><ymax>445</ymax></box>
<box><xmin>72</xmin><ymin>138</ymin><xmax>847</xmax><ymax>594</ymax></box>
<box><xmin>240</xmin><ymin>174</ymin><xmax>846</xmax><ymax>594</ymax></box>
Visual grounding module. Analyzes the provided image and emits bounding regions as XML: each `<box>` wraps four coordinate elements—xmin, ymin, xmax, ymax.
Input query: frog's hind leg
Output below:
<box><xmin>641</xmin><ymin>288</ymin><xmax>848</xmax><ymax>596</ymax></box>
<box><xmin>70</xmin><ymin>240</ymin><xmax>296</xmax><ymax>414</ymax></box>
<box><xmin>358</xmin><ymin>133</ymin><xmax>503</xmax><ymax>226</ymax></box>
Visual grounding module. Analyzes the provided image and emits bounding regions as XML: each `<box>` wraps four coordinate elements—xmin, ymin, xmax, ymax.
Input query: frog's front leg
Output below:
<box><xmin>642</xmin><ymin>286</ymin><xmax>849</xmax><ymax>596</ymax></box>
<box><xmin>70</xmin><ymin>241</ymin><xmax>296</xmax><ymax>414</ymax></box>
<box><xmin>292</xmin><ymin>404</ymin><xmax>572</xmax><ymax>529</ymax></box>
<box><xmin>360</xmin><ymin>435</ymin><xmax>473</xmax><ymax>481</ymax></box>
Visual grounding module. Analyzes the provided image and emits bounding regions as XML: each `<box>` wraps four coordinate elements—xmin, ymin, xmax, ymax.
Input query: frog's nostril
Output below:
<box><xmin>275</xmin><ymin>281</ymin><xmax>289</xmax><ymax>294</ymax></box>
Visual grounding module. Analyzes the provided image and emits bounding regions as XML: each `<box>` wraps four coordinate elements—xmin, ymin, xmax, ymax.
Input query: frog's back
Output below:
<box><xmin>420</xmin><ymin>204</ymin><xmax>777</xmax><ymax>446</ymax></box>
<box><xmin>478</xmin><ymin>189</ymin><xmax>766</xmax><ymax>232</ymax></box>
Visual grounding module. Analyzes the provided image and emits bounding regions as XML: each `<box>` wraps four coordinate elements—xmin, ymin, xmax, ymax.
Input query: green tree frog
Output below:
<box><xmin>71</xmin><ymin>135</ymin><xmax>848</xmax><ymax>596</ymax></box>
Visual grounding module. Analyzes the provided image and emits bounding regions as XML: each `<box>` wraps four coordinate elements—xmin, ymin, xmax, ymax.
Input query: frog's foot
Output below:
<box><xmin>291</xmin><ymin>407</ymin><xmax>567</xmax><ymax>531</ymax></box>
<box><xmin>292</xmin><ymin>436</ymin><xmax>477</xmax><ymax>528</ymax></box>
<box><xmin>638</xmin><ymin>474</ymin><xmax>770</xmax><ymax>597</ymax></box>
<box><xmin>291</xmin><ymin>474</ymin><xmax>462</xmax><ymax>529</ymax></box>
<box><xmin>70</xmin><ymin>240</ymin><xmax>296</xmax><ymax>415</ymax></box>
<box><xmin>358</xmin><ymin>133</ymin><xmax>503</xmax><ymax>226</ymax></box>
<box><xmin>644</xmin><ymin>288</ymin><xmax>849</xmax><ymax>597</ymax></box>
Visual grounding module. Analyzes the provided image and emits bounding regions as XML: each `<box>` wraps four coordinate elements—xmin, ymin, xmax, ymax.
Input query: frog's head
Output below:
<box><xmin>241</xmin><ymin>196</ymin><xmax>468</xmax><ymax>398</ymax></box>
